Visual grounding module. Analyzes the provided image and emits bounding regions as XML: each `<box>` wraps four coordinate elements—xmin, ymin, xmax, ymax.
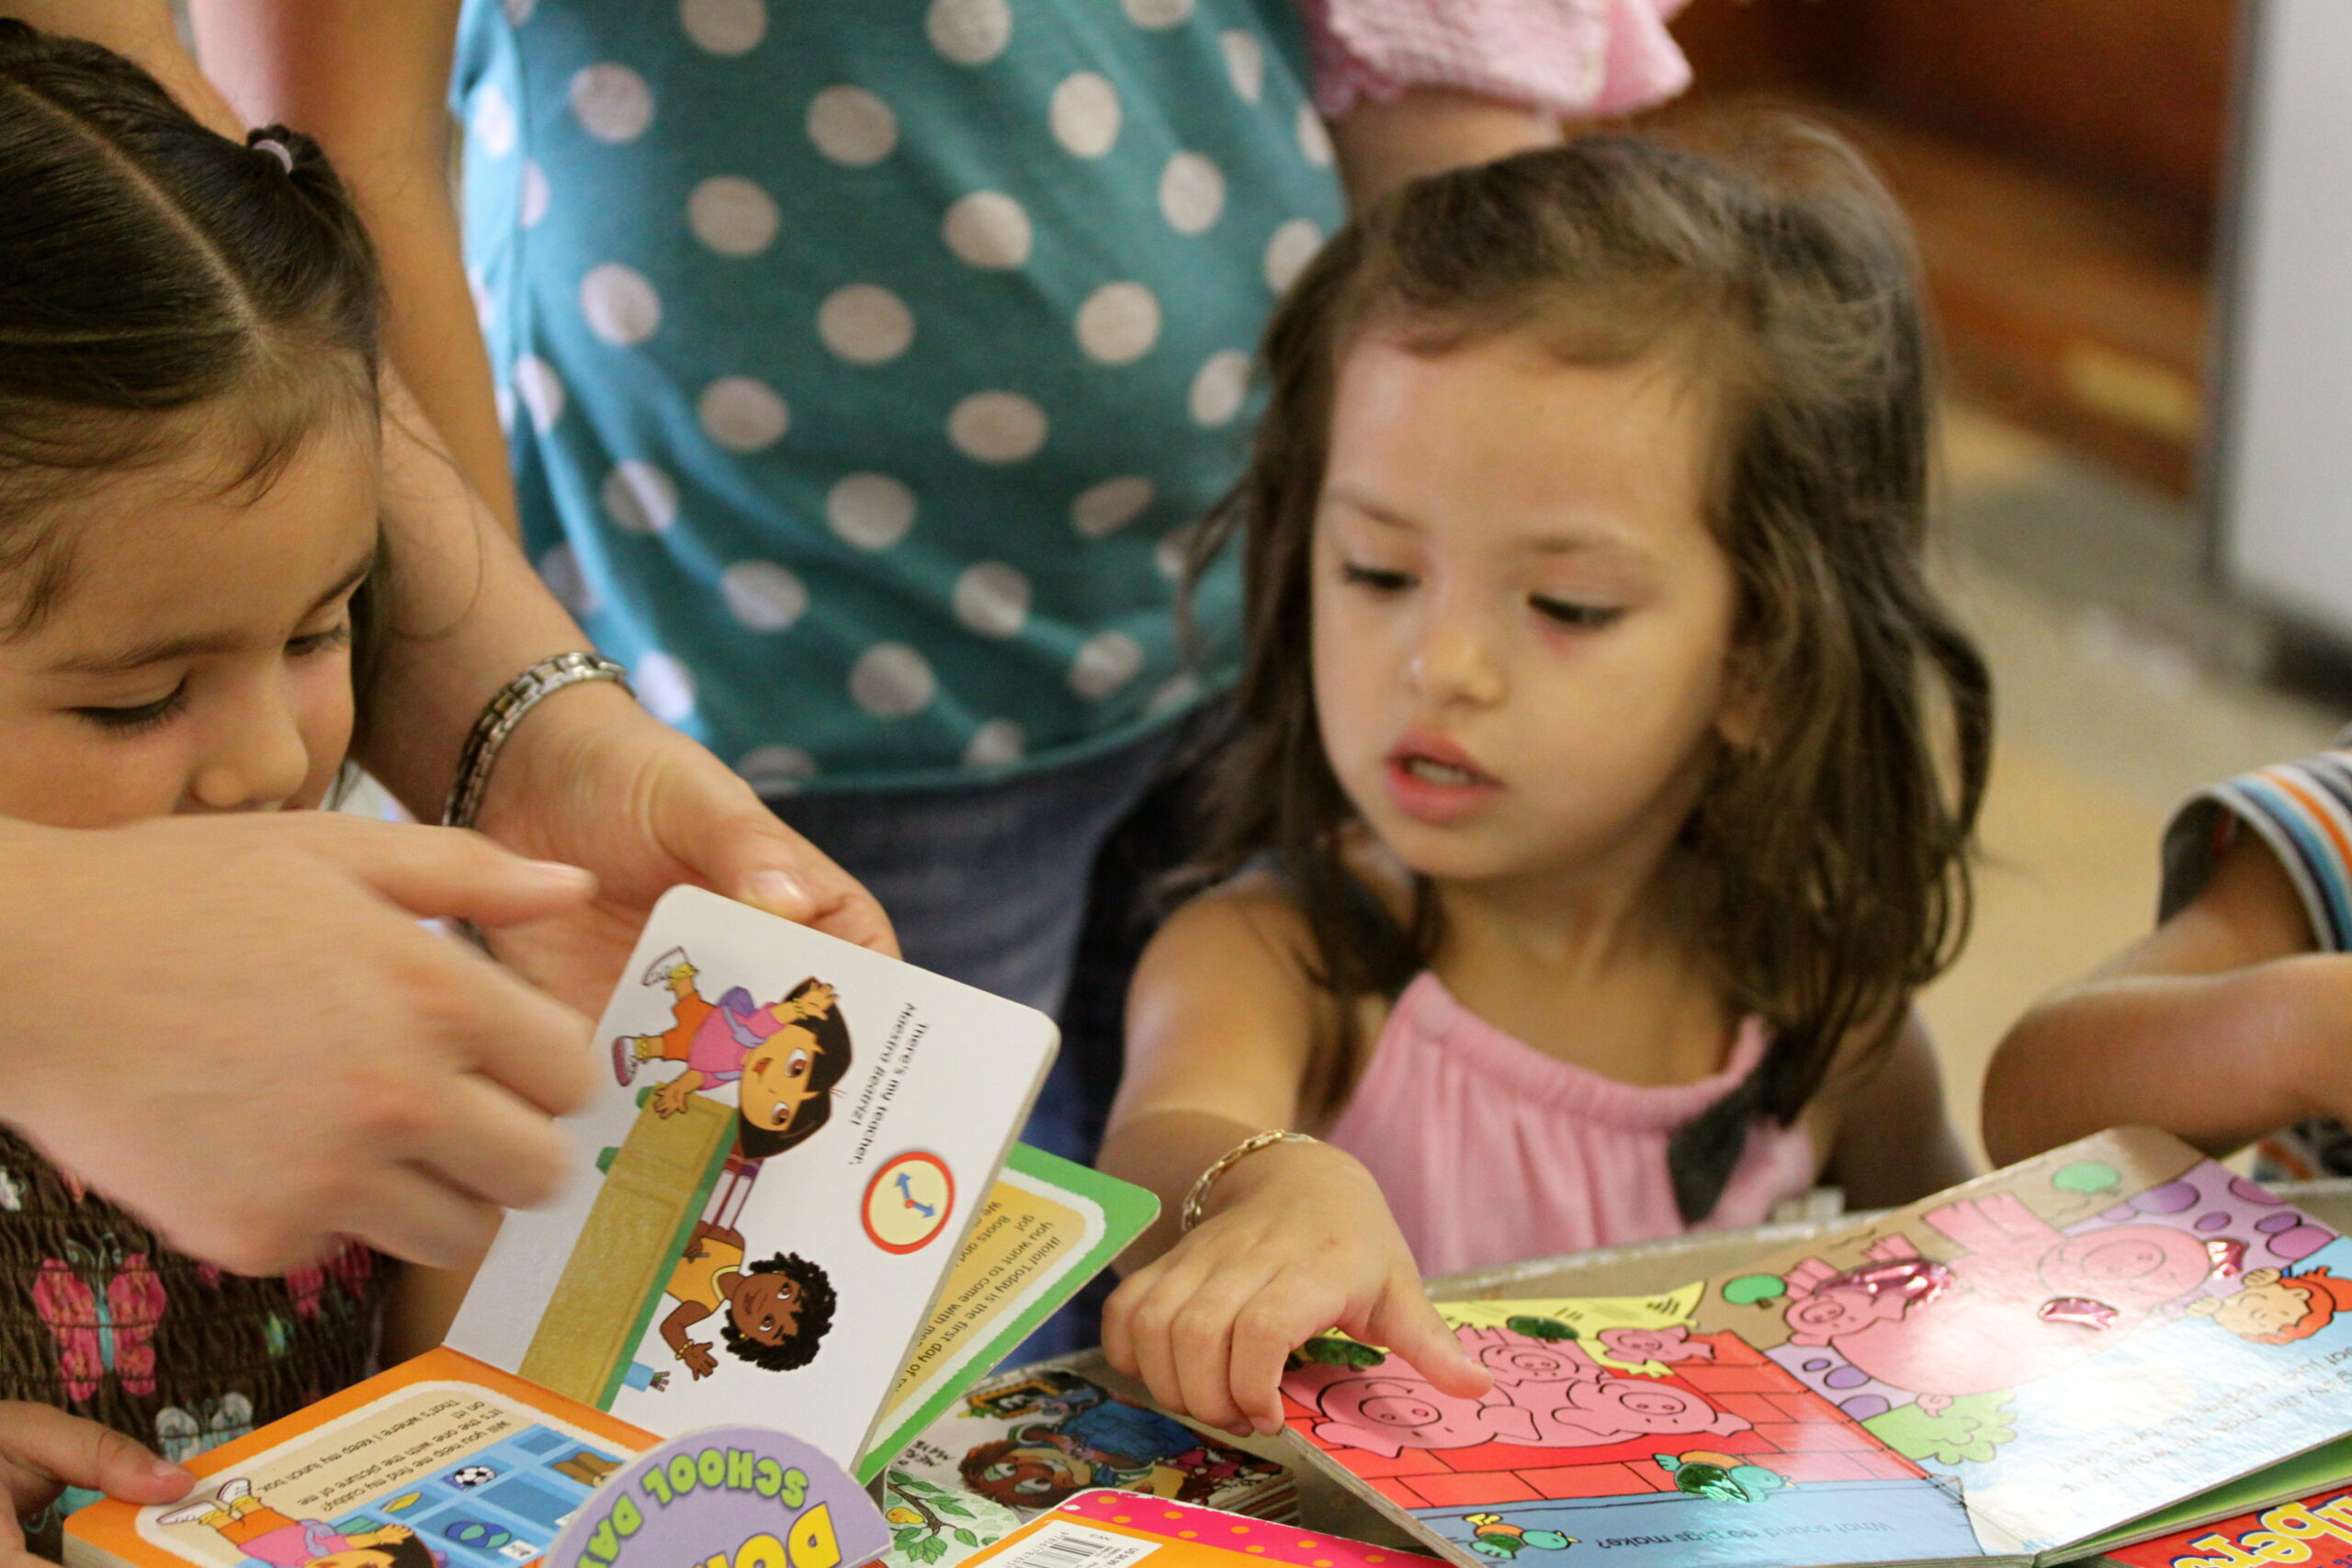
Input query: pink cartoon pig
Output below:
<box><xmin>1485</xmin><ymin>1371</ymin><xmax>1752</xmax><ymax>1448</ymax></box>
<box><xmin>1468</xmin><ymin>1333</ymin><xmax>1602</xmax><ymax>1388</ymax></box>
<box><xmin>1302</xmin><ymin>1371</ymin><xmax>1503</xmax><ymax>1458</ymax></box>
<box><xmin>1779</xmin><ymin>1192</ymin><xmax>2211</xmax><ymax>1410</ymax></box>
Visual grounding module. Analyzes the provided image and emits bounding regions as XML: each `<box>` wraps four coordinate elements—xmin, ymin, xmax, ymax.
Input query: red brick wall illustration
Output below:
<box><xmin>1283</xmin><ymin>1333</ymin><xmax>1926</xmax><ymax>1515</ymax></box>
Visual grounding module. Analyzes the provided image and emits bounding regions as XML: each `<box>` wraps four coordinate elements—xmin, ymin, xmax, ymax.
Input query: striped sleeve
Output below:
<box><xmin>2157</xmin><ymin>739</ymin><xmax>2352</xmax><ymax>951</ymax></box>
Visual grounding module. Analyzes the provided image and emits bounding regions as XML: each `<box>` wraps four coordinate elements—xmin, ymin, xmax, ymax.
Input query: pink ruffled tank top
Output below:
<box><xmin>1324</xmin><ymin>971</ymin><xmax>1819</xmax><ymax>1277</ymax></box>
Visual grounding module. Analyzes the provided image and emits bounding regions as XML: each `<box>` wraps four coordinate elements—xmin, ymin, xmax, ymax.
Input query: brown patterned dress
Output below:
<box><xmin>0</xmin><ymin>1125</ymin><xmax>389</xmax><ymax>1560</ymax></box>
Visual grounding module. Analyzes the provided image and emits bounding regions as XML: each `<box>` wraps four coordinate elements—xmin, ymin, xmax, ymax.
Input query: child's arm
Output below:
<box><xmin>1984</xmin><ymin>829</ymin><xmax>2347</xmax><ymax>1165</ymax></box>
<box><xmin>0</xmin><ymin>1403</ymin><xmax>190</xmax><ymax>1568</ymax></box>
<box><xmin>1822</xmin><ymin>1011</ymin><xmax>1974</xmax><ymax>1209</ymax></box>
<box><xmin>1097</xmin><ymin>888</ymin><xmax>1488</xmax><ymax>1440</ymax></box>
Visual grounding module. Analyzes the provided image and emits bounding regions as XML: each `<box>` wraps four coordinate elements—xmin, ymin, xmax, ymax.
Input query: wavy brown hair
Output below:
<box><xmin>1182</xmin><ymin>124</ymin><xmax>1991</xmax><ymax>1190</ymax></box>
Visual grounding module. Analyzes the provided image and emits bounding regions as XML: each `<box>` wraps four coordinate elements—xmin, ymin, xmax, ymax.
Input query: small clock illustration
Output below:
<box><xmin>863</xmin><ymin>1152</ymin><xmax>956</xmax><ymax>1254</ymax></box>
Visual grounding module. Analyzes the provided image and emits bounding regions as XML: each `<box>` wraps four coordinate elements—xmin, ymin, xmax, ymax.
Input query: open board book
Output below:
<box><xmin>1279</xmin><ymin>1128</ymin><xmax>2352</xmax><ymax>1568</ymax></box>
<box><xmin>68</xmin><ymin>886</ymin><xmax>1157</xmax><ymax>1568</ymax></box>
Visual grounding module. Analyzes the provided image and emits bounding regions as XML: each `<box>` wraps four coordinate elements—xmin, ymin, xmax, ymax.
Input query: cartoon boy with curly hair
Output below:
<box><xmin>659</xmin><ymin>1220</ymin><xmax>837</xmax><ymax>1378</ymax></box>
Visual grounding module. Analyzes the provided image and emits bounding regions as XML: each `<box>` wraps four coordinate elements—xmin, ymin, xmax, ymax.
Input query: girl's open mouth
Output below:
<box><xmin>1384</xmin><ymin>729</ymin><xmax>1501</xmax><ymax>824</ymax></box>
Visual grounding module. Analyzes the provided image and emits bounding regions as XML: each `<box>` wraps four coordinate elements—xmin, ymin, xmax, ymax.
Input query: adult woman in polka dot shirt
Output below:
<box><xmin>189</xmin><ymin>0</ymin><xmax>1692</xmax><ymax>1316</ymax></box>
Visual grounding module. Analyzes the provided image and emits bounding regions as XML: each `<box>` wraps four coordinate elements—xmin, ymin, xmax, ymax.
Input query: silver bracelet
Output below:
<box><xmin>442</xmin><ymin>652</ymin><xmax>634</xmax><ymax>829</ymax></box>
<box><xmin>1181</xmin><ymin>1130</ymin><xmax>1317</xmax><ymax>1234</ymax></box>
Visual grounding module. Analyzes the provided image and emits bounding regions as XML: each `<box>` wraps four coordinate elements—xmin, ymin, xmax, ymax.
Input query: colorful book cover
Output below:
<box><xmin>957</xmin><ymin>1492</ymin><xmax>1441</xmax><ymax>1568</ymax></box>
<box><xmin>1280</xmin><ymin>1128</ymin><xmax>2352</xmax><ymax>1568</ymax></box>
<box><xmin>2099</xmin><ymin>1482</ymin><xmax>2352</xmax><ymax>1568</ymax></box>
<box><xmin>448</xmin><ymin>886</ymin><xmax>1062</xmax><ymax>1472</ymax></box>
<box><xmin>67</xmin><ymin>1348</ymin><xmax>653</xmax><ymax>1568</ymax></box>
<box><xmin>880</xmin><ymin>1357</ymin><xmax>1298</xmax><ymax>1568</ymax></box>
<box><xmin>863</xmin><ymin>1146</ymin><xmax>1161</xmax><ymax>1483</ymax></box>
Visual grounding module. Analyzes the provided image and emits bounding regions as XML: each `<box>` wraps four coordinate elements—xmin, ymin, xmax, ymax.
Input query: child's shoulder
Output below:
<box><xmin>1147</xmin><ymin>837</ymin><xmax>1415</xmax><ymax>974</ymax></box>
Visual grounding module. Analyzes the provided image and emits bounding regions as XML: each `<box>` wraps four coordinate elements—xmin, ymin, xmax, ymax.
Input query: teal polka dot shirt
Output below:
<box><xmin>454</xmin><ymin>0</ymin><xmax>1346</xmax><ymax>792</ymax></box>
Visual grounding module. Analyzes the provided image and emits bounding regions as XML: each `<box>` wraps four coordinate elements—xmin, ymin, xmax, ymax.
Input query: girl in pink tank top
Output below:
<box><xmin>1095</xmin><ymin>129</ymin><xmax>1993</xmax><ymax>1441</ymax></box>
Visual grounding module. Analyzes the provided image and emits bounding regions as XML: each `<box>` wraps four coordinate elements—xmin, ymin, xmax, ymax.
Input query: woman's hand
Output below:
<box><xmin>1102</xmin><ymin>1139</ymin><xmax>1488</xmax><ymax>1438</ymax></box>
<box><xmin>0</xmin><ymin>1404</ymin><xmax>190</xmax><ymax>1568</ymax></box>
<box><xmin>0</xmin><ymin>814</ymin><xmax>595</xmax><ymax>1275</ymax></box>
<box><xmin>469</xmin><ymin>682</ymin><xmax>897</xmax><ymax>1015</ymax></box>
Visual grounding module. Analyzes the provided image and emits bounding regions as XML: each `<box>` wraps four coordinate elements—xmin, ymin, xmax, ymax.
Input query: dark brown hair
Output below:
<box><xmin>1185</xmin><ymin>125</ymin><xmax>1991</xmax><ymax>1168</ymax></box>
<box><xmin>0</xmin><ymin>21</ymin><xmax>386</xmax><ymax>712</ymax></box>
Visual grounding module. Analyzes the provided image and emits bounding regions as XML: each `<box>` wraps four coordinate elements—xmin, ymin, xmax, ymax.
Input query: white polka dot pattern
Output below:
<box><xmin>689</xmin><ymin>175</ymin><xmax>779</xmax><ymax>256</ymax></box>
<box><xmin>807</xmin><ymin>85</ymin><xmax>897</xmax><ymax>165</ymax></box>
<box><xmin>538</xmin><ymin>544</ymin><xmax>595</xmax><ymax>615</ymax></box>
<box><xmin>964</xmin><ymin>719</ymin><xmax>1025</xmax><ymax>767</ymax></box>
<box><xmin>603</xmin><ymin>461</ymin><xmax>679</xmax><ymax>535</ymax></box>
<box><xmin>471</xmin><ymin>84</ymin><xmax>517</xmax><ymax>159</ymax></box>
<box><xmin>738</xmin><ymin>743</ymin><xmax>817</xmax><ymax>794</ymax></box>
<box><xmin>827</xmin><ymin>473</ymin><xmax>918</xmax><ymax>551</ymax></box>
<box><xmin>1188</xmin><ymin>349</ymin><xmax>1250</xmax><ymax>426</ymax></box>
<box><xmin>850</xmin><ymin>642</ymin><xmax>938</xmax><ymax>718</ymax></box>
<box><xmin>699</xmin><ymin>377</ymin><xmax>789</xmax><ymax>451</ymax></box>
<box><xmin>680</xmin><ymin>0</ymin><xmax>765</xmax><ymax>55</ymax></box>
<box><xmin>1146</xmin><ymin>672</ymin><xmax>1201</xmax><ymax>715</ymax></box>
<box><xmin>520</xmin><ymin>161</ymin><xmax>551</xmax><ymax>228</ymax></box>
<box><xmin>570</xmin><ymin>63</ymin><xmax>654</xmax><ymax>143</ymax></box>
<box><xmin>1122</xmin><ymin>0</ymin><xmax>1193</xmax><ymax>28</ymax></box>
<box><xmin>953</xmin><ymin>561</ymin><xmax>1032</xmax><ymax>638</ymax></box>
<box><xmin>581</xmin><ymin>262</ymin><xmax>662</xmax><ymax>345</ymax></box>
<box><xmin>1049</xmin><ymin>73</ymin><xmax>1121</xmax><ymax>157</ymax></box>
<box><xmin>1069</xmin><ymin>631</ymin><xmax>1145</xmax><ymax>698</ymax></box>
<box><xmin>942</xmin><ymin>191</ymin><xmax>1033</xmax><ymax>269</ymax></box>
<box><xmin>1297</xmin><ymin>103</ymin><xmax>1334</xmax><ymax>166</ymax></box>
<box><xmin>1221</xmin><ymin>30</ymin><xmax>1265</xmax><ymax>102</ymax></box>
<box><xmin>514</xmin><ymin>355</ymin><xmax>565</xmax><ymax>434</ymax></box>
<box><xmin>1075</xmin><ymin>282</ymin><xmax>1161</xmax><ymax>365</ymax></box>
<box><xmin>1070</xmin><ymin>477</ymin><xmax>1155</xmax><ymax>538</ymax></box>
<box><xmin>1159</xmin><ymin>152</ymin><xmax>1226</xmax><ymax>235</ymax></box>
<box><xmin>818</xmin><ymin>284</ymin><xmax>915</xmax><ymax>365</ymax></box>
<box><xmin>720</xmin><ymin>559</ymin><xmax>808</xmax><ymax>631</ymax></box>
<box><xmin>1264</xmin><ymin>219</ymin><xmax>1322</xmax><ymax>292</ymax></box>
<box><xmin>636</xmin><ymin>650</ymin><xmax>698</xmax><ymax>723</ymax></box>
<box><xmin>948</xmin><ymin>391</ymin><xmax>1047</xmax><ymax>463</ymax></box>
<box><xmin>926</xmin><ymin>0</ymin><xmax>1012</xmax><ymax>66</ymax></box>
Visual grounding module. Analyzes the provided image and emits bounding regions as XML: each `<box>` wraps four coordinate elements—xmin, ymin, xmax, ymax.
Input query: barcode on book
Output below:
<box><xmin>992</xmin><ymin>1521</ymin><xmax>1162</xmax><ymax>1568</ymax></box>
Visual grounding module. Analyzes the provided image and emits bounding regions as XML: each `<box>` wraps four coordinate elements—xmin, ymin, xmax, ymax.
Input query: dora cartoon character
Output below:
<box><xmin>615</xmin><ymin>952</ymin><xmax>852</xmax><ymax>1158</ymax></box>
<box><xmin>160</xmin><ymin>1480</ymin><xmax>439</xmax><ymax>1568</ymax></box>
<box><xmin>2190</xmin><ymin>1265</ymin><xmax>2352</xmax><ymax>1344</ymax></box>
<box><xmin>659</xmin><ymin>1219</ymin><xmax>837</xmax><ymax>1378</ymax></box>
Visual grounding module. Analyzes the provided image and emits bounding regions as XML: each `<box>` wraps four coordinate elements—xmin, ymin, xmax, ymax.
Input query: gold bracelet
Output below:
<box><xmin>1181</xmin><ymin>1130</ymin><xmax>1317</xmax><ymax>1234</ymax></box>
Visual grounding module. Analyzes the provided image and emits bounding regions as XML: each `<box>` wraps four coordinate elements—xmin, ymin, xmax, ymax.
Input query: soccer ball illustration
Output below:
<box><xmin>449</xmin><ymin>1465</ymin><xmax>498</xmax><ymax>1489</ymax></box>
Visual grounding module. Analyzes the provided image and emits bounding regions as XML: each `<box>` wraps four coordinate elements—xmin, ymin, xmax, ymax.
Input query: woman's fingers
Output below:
<box><xmin>409</xmin><ymin>1072</ymin><xmax>583</xmax><ymax>1213</ymax></box>
<box><xmin>334</xmin><ymin>1165</ymin><xmax>507</xmax><ymax>1274</ymax></box>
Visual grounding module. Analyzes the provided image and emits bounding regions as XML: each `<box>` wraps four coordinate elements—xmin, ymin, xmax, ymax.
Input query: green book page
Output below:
<box><xmin>2071</xmin><ymin>1435</ymin><xmax>2352</xmax><ymax>1562</ymax></box>
<box><xmin>855</xmin><ymin>1142</ymin><xmax>1158</xmax><ymax>1483</ymax></box>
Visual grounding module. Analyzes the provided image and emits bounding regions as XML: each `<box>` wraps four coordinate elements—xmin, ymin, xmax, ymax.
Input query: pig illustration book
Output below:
<box><xmin>1772</xmin><ymin>1190</ymin><xmax>2217</xmax><ymax>1413</ymax></box>
<box><xmin>1274</xmin><ymin>1131</ymin><xmax>2352</xmax><ymax>1568</ymax></box>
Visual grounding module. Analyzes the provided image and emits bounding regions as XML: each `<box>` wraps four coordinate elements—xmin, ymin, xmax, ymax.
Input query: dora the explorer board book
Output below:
<box><xmin>70</xmin><ymin>886</ymin><xmax>1157</xmax><ymax>1568</ymax></box>
<box><xmin>1278</xmin><ymin>1128</ymin><xmax>2352</xmax><ymax>1568</ymax></box>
